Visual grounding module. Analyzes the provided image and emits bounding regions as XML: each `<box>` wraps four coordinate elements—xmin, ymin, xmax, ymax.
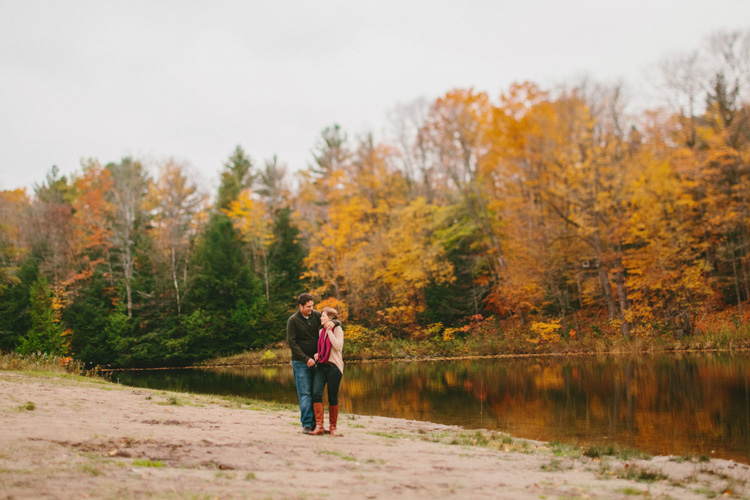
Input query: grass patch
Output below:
<box><xmin>583</xmin><ymin>444</ymin><xmax>651</xmax><ymax>460</ymax></box>
<box><xmin>368</xmin><ymin>431</ymin><xmax>403</xmax><ymax>439</ymax></box>
<box><xmin>416</xmin><ymin>428</ymin><xmax>537</xmax><ymax>454</ymax></box>
<box><xmin>316</xmin><ymin>450</ymin><xmax>356</xmax><ymax>461</ymax></box>
<box><xmin>0</xmin><ymin>467</ymin><xmax>30</xmax><ymax>474</ymax></box>
<box><xmin>549</xmin><ymin>441</ymin><xmax>582</xmax><ymax>458</ymax></box>
<box><xmin>414</xmin><ymin>428</ymin><xmax>544</xmax><ymax>455</ymax></box>
<box><xmin>146</xmin><ymin>390</ymin><xmax>295</xmax><ymax>413</ymax></box>
<box><xmin>154</xmin><ymin>395</ymin><xmax>183</xmax><ymax>406</ymax></box>
<box><xmin>18</xmin><ymin>401</ymin><xmax>35</xmax><ymax>411</ymax></box>
<box><xmin>244</xmin><ymin>472</ymin><xmax>256</xmax><ymax>481</ymax></box>
<box><xmin>211</xmin><ymin>394</ymin><xmax>295</xmax><ymax>412</ymax></box>
<box><xmin>80</xmin><ymin>464</ymin><xmax>102</xmax><ymax>476</ymax></box>
<box><xmin>133</xmin><ymin>459</ymin><xmax>164</xmax><ymax>468</ymax></box>
<box><xmin>616</xmin><ymin>466</ymin><xmax>667</xmax><ymax>483</ymax></box>
<box><xmin>541</xmin><ymin>459</ymin><xmax>572</xmax><ymax>472</ymax></box>
<box><xmin>670</xmin><ymin>454</ymin><xmax>711</xmax><ymax>464</ymax></box>
<box><xmin>693</xmin><ymin>487</ymin><xmax>718</xmax><ymax>498</ymax></box>
<box><xmin>617</xmin><ymin>487</ymin><xmax>645</xmax><ymax>495</ymax></box>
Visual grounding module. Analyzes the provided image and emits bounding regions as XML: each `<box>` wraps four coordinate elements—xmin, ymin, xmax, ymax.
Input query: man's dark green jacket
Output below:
<box><xmin>287</xmin><ymin>310</ymin><xmax>336</xmax><ymax>363</ymax></box>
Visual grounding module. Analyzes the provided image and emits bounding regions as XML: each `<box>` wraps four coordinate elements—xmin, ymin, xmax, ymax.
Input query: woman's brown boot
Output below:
<box><xmin>309</xmin><ymin>403</ymin><xmax>325</xmax><ymax>435</ymax></box>
<box><xmin>329</xmin><ymin>405</ymin><xmax>340</xmax><ymax>436</ymax></box>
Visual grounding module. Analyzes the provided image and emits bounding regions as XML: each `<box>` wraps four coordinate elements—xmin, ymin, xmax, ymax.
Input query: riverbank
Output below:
<box><xmin>1</xmin><ymin>371</ymin><xmax>748</xmax><ymax>499</ymax></box>
<box><xmin>204</xmin><ymin>333</ymin><xmax>750</xmax><ymax>368</ymax></box>
<box><xmin>200</xmin><ymin>307</ymin><xmax>750</xmax><ymax>368</ymax></box>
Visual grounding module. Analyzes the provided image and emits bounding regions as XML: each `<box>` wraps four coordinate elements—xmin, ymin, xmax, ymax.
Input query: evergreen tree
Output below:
<box><xmin>217</xmin><ymin>146</ymin><xmax>254</xmax><ymax>210</ymax></box>
<box><xmin>268</xmin><ymin>207</ymin><xmax>305</xmax><ymax>306</ymax></box>
<box><xmin>186</xmin><ymin>213</ymin><xmax>265</xmax><ymax>358</ymax></box>
<box><xmin>20</xmin><ymin>277</ymin><xmax>65</xmax><ymax>355</ymax></box>
<box><xmin>65</xmin><ymin>276</ymin><xmax>119</xmax><ymax>367</ymax></box>
<box><xmin>0</xmin><ymin>258</ymin><xmax>36</xmax><ymax>352</ymax></box>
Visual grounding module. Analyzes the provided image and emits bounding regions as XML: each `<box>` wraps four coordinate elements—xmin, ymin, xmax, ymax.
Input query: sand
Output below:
<box><xmin>1</xmin><ymin>371</ymin><xmax>748</xmax><ymax>499</ymax></box>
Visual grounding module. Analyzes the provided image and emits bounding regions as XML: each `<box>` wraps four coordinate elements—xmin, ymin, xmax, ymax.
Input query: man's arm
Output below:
<box><xmin>312</xmin><ymin>310</ymin><xmax>339</xmax><ymax>331</ymax></box>
<box><xmin>327</xmin><ymin>325</ymin><xmax>344</xmax><ymax>352</ymax></box>
<box><xmin>286</xmin><ymin>317</ymin><xmax>309</xmax><ymax>363</ymax></box>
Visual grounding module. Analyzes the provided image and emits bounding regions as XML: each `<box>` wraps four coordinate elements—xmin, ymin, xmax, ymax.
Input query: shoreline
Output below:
<box><xmin>2</xmin><ymin>371</ymin><xmax>749</xmax><ymax>499</ymax></box>
<box><xmin>100</xmin><ymin>347</ymin><xmax>750</xmax><ymax>372</ymax></box>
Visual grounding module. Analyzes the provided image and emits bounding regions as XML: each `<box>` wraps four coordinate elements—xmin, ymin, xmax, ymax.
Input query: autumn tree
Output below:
<box><xmin>374</xmin><ymin>198</ymin><xmax>455</xmax><ymax>332</ymax></box>
<box><xmin>0</xmin><ymin>189</ymin><xmax>28</xmax><ymax>293</ymax></box>
<box><xmin>659</xmin><ymin>29</ymin><xmax>750</xmax><ymax>321</ymax></box>
<box><xmin>148</xmin><ymin>160</ymin><xmax>207</xmax><ymax>315</ymax></box>
<box><xmin>388</xmin><ymin>97</ymin><xmax>433</xmax><ymax>200</ymax></box>
<box><xmin>0</xmin><ymin>189</ymin><xmax>31</xmax><ymax>351</ymax></box>
<box><xmin>621</xmin><ymin>125</ymin><xmax>711</xmax><ymax>334</ymax></box>
<box><xmin>420</xmin><ymin>89</ymin><xmax>533</xmax><ymax>322</ymax></box>
<box><xmin>223</xmin><ymin>189</ymin><xmax>273</xmax><ymax>300</ymax></box>
<box><xmin>298</xmin><ymin>125</ymin><xmax>353</xmax><ymax>303</ymax></box>
<box><xmin>105</xmin><ymin>158</ymin><xmax>149</xmax><ymax>318</ymax></box>
<box><xmin>25</xmin><ymin>166</ymin><xmax>75</xmax><ymax>294</ymax></box>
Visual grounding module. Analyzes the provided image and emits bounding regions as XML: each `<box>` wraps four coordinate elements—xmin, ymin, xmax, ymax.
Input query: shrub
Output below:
<box><xmin>260</xmin><ymin>350</ymin><xmax>277</xmax><ymax>363</ymax></box>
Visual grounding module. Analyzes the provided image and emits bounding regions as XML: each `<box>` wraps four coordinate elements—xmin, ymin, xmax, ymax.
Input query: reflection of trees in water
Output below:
<box><xmin>346</xmin><ymin>354</ymin><xmax>750</xmax><ymax>461</ymax></box>
<box><xmin>114</xmin><ymin>353</ymin><xmax>750</xmax><ymax>462</ymax></box>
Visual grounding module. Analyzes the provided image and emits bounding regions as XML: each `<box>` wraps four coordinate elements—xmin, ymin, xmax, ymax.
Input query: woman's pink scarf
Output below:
<box><xmin>317</xmin><ymin>327</ymin><xmax>332</xmax><ymax>364</ymax></box>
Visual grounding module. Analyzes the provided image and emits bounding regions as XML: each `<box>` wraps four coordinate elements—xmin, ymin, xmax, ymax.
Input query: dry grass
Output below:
<box><xmin>0</xmin><ymin>351</ymin><xmax>87</xmax><ymax>375</ymax></box>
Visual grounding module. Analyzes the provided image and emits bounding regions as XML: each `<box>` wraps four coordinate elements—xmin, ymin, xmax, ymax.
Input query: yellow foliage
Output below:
<box><xmin>343</xmin><ymin>324</ymin><xmax>370</xmax><ymax>342</ymax></box>
<box><xmin>259</xmin><ymin>350</ymin><xmax>277</xmax><ymax>363</ymax></box>
<box><xmin>223</xmin><ymin>190</ymin><xmax>273</xmax><ymax>249</ymax></box>
<box><xmin>529</xmin><ymin>320</ymin><xmax>562</xmax><ymax>343</ymax></box>
<box><xmin>317</xmin><ymin>297</ymin><xmax>347</xmax><ymax>322</ymax></box>
<box><xmin>442</xmin><ymin>327</ymin><xmax>460</xmax><ymax>342</ymax></box>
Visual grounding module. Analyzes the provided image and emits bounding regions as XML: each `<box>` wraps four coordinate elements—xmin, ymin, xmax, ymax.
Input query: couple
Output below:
<box><xmin>286</xmin><ymin>293</ymin><xmax>345</xmax><ymax>436</ymax></box>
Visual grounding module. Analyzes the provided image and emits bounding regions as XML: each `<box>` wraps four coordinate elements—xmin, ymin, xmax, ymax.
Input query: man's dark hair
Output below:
<box><xmin>297</xmin><ymin>293</ymin><xmax>314</xmax><ymax>306</ymax></box>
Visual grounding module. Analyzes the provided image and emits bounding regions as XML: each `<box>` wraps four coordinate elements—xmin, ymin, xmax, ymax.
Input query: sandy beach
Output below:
<box><xmin>1</xmin><ymin>371</ymin><xmax>748</xmax><ymax>499</ymax></box>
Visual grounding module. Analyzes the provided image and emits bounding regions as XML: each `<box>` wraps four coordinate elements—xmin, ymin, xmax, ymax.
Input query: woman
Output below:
<box><xmin>309</xmin><ymin>307</ymin><xmax>344</xmax><ymax>436</ymax></box>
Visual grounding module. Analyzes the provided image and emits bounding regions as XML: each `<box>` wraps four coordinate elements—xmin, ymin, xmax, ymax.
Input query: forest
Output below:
<box><xmin>1</xmin><ymin>31</ymin><xmax>750</xmax><ymax>367</ymax></box>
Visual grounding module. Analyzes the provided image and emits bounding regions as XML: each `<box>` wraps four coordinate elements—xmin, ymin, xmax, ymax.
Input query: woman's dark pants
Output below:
<box><xmin>312</xmin><ymin>363</ymin><xmax>342</xmax><ymax>405</ymax></box>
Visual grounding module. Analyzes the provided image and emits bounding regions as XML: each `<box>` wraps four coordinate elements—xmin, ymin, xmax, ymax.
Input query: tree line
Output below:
<box><xmin>1</xmin><ymin>30</ymin><xmax>749</xmax><ymax>366</ymax></box>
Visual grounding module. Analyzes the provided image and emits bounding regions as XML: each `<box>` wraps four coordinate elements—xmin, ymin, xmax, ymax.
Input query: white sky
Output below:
<box><xmin>1</xmin><ymin>1</ymin><xmax>749</xmax><ymax>193</ymax></box>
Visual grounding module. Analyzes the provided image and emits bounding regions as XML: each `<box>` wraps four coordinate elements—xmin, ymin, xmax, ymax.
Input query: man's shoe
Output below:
<box><xmin>302</xmin><ymin>425</ymin><xmax>312</xmax><ymax>434</ymax></box>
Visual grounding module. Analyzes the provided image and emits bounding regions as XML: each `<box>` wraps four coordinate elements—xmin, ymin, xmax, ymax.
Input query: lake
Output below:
<box><xmin>112</xmin><ymin>352</ymin><xmax>750</xmax><ymax>463</ymax></box>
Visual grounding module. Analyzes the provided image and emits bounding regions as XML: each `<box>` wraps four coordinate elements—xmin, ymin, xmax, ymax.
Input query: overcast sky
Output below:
<box><xmin>2</xmin><ymin>1</ymin><xmax>749</xmax><ymax>193</ymax></box>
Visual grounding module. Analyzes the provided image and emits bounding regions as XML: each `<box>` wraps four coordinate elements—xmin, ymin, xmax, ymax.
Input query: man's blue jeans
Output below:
<box><xmin>291</xmin><ymin>360</ymin><xmax>315</xmax><ymax>429</ymax></box>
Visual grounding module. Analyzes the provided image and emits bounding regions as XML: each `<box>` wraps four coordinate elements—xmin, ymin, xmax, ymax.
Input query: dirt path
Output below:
<box><xmin>1</xmin><ymin>371</ymin><xmax>748</xmax><ymax>499</ymax></box>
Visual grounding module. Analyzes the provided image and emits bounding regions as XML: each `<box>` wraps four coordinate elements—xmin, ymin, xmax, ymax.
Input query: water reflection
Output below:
<box><xmin>113</xmin><ymin>352</ymin><xmax>750</xmax><ymax>463</ymax></box>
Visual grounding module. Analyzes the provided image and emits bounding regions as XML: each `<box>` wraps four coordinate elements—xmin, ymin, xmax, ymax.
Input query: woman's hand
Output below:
<box><xmin>314</xmin><ymin>353</ymin><xmax>319</xmax><ymax>361</ymax></box>
<box><xmin>323</xmin><ymin>320</ymin><xmax>334</xmax><ymax>331</ymax></box>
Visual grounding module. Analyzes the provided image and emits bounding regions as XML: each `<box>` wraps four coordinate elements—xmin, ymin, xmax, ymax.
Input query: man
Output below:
<box><xmin>287</xmin><ymin>293</ymin><xmax>337</xmax><ymax>434</ymax></box>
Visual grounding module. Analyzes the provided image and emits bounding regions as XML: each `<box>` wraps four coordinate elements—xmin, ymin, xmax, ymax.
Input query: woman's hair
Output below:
<box><xmin>321</xmin><ymin>307</ymin><xmax>338</xmax><ymax>321</ymax></box>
